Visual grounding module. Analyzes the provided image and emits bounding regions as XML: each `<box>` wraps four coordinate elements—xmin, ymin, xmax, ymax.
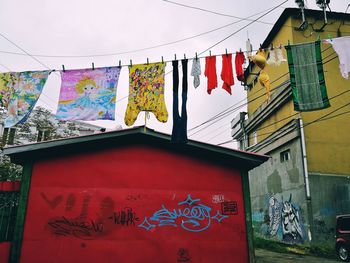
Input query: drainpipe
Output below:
<box><xmin>299</xmin><ymin>118</ymin><xmax>310</xmax><ymax>198</ymax></box>
<box><xmin>298</xmin><ymin>118</ymin><xmax>313</xmax><ymax>242</ymax></box>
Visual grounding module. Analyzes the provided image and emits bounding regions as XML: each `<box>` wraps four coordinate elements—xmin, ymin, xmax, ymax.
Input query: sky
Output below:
<box><xmin>0</xmin><ymin>0</ymin><xmax>347</xmax><ymax>148</ymax></box>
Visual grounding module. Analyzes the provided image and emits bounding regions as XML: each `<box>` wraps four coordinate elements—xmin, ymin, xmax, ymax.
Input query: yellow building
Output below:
<box><xmin>232</xmin><ymin>8</ymin><xmax>350</xmax><ymax>247</ymax></box>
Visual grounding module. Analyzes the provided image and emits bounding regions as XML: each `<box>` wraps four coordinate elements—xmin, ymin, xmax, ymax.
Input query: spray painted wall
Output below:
<box><xmin>249</xmin><ymin>138</ymin><xmax>308</xmax><ymax>243</ymax></box>
<box><xmin>19</xmin><ymin>145</ymin><xmax>249</xmax><ymax>263</ymax></box>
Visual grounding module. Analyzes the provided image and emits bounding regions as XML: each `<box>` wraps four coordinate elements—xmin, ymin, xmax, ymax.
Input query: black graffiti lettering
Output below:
<box><xmin>108</xmin><ymin>207</ymin><xmax>140</xmax><ymax>226</ymax></box>
<box><xmin>221</xmin><ymin>201</ymin><xmax>238</xmax><ymax>215</ymax></box>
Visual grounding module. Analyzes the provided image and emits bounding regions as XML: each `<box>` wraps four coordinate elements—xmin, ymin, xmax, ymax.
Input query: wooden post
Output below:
<box><xmin>9</xmin><ymin>162</ymin><xmax>33</xmax><ymax>263</ymax></box>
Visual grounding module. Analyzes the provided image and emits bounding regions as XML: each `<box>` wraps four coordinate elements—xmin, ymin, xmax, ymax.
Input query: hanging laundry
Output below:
<box><xmin>324</xmin><ymin>36</ymin><xmax>350</xmax><ymax>79</ymax></box>
<box><xmin>285</xmin><ymin>40</ymin><xmax>330</xmax><ymax>111</ymax></box>
<box><xmin>221</xmin><ymin>54</ymin><xmax>234</xmax><ymax>95</ymax></box>
<box><xmin>190</xmin><ymin>58</ymin><xmax>201</xmax><ymax>88</ymax></box>
<box><xmin>125</xmin><ymin>62</ymin><xmax>168</xmax><ymax>126</ymax></box>
<box><xmin>246</xmin><ymin>38</ymin><xmax>253</xmax><ymax>57</ymax></box>
<box><xmin>235</xmin><ymin>51</ymin><xmax>245</xmax><ymax>82</ymax></box>
<box><xmin>267</xmin><ymin>46</ymin><xmax>287</xmax><ymax>66</ymax></box>
<box><xmin>276</xmin><ymin>46</ymin><xmax>287</xmax><ymax>65</ymax></box>
<box><xmin>267</xmin><ymin>48</ymin><xmax>277</xmax><ymax>65</ymax></box>
<box><xmin>172</xmin><ymin>59</ymin><xmax>188</xmax><ymax>143</ymax></box>
<box><xmin>4</xmin><ymin>71</ymin><xmax>50</xmax><ymax>127</ymax></box>
<box><xmin>56</xmin><ymin>67</ymin><xmax>121</xmax><ymax>121</ymax></box>
<box><xmin>0</xmin><ymin>72</ymin><xmax>16</xmax><ymax>109</ymax></box>
<box><xmin>204</xmin><ymin>56</ymin><xmax>217</xmax><ymax>94</ymax></box>
<box><xmin>249</xmin><ymin>49</ymin><xmax>271</xmax><ymax>100</ymax></box>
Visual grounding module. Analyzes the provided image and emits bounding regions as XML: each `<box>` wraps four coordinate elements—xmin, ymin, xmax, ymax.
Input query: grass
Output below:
<box><xmin>254</xmin><ymin>236</ymin><xmax>337</xmax><ymax>259</ymax></box>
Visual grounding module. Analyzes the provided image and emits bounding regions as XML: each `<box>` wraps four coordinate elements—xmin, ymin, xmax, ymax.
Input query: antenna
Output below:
<box><xmin>314</xmin><ymin>0</ymin><xmax>330</xmax><ymax>31</ymax></box>
<box><xmin>294</xmin><ymin>0</ymin><xmax>308</xmax><ymax>31</ymax></box>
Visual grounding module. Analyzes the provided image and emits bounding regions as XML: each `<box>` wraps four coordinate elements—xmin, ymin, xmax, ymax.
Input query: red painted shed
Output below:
<box><xmin>4</xmin><ymin>127</ymin><xmax>268</xmax><ymax>263</ymax></box>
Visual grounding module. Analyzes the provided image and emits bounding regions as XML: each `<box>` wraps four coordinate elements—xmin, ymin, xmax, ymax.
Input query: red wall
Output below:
<box><xmin>20</xmin><ymin>145</ymin><xmax>248</xmax><ymax>263</ymax></box>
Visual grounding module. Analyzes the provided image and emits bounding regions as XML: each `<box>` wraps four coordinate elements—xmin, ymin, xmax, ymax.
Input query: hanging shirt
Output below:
<box><xmin>276</xmin><ymin>47</ymin><xmax>287</xmax><ymax>65</ymax></box>
<box><xmin>204</xmin><ymin>56</ymin><xmax>217</xmax><ymax>94</ymax></box>
<box><xmin>267</xmin><ymin>47</ymin><xmax>287</xmax><ymax>66</ymax></box>
<box><xmin>235</xmin><ymin>51</ymin><xmax>245</xmax><ymax>82</ymax></box>
<box><xmin>221</xmin><ymin>54</ymin><xmax>234</xmax><ymax>95</ymax></box>
<box><xmin>125</xmin><ymin>62</ymin><xmax>168</xmax><ymax>126</ymax></box>
<box><xmin>56</xmin><ymin>67</ymin><xmax>121</xmax><ymax>121</ymax></box>
<box><xmin>285</xmin><ymin>40</ymin><xmax>330</xmax><ymax>111</ymax></box>
<box><xmin>190</xmin><ymin>58</ymin><xmax>201</xmax><ymax>88</ymax></box>
<box><xmin>5</xmin><ymin>71</ymin><xmax>50</xmax><ymax>127</ymax></box>
<box><xmin>325</xmin><ymin>36</ymin><xmax>350</xmax><ymax>79</ymax></box>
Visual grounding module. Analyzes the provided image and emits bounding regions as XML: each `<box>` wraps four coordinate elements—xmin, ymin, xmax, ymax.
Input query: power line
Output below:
<box><xmin>0</xmin><ymin>5</ymin><xmax>279</xmax><ymax>59</ymax></box>
<box><xmin>188</xmin><ymin>48</ymin><xmax>337</xmax><ymax>137</ymax></box>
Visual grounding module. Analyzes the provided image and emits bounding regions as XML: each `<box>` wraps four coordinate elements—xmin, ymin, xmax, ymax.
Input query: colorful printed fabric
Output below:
<box><xmin>56</xmin><ymin>67</ymin><xmax>121</xmax><ymax>121</ymax></box>
<box><xmin>4</xmin><ymin>71</ymin><xmax>49</xmax><ymax>127</ymax></box>
<box><xmin>285</xmin><ymin>41</ymin><xmax>330</xmax><ymax>111</ymax></box>
<box><xmin>125</xmin><ymin>62</ymin><xmax>168</xmax><ymax>126</ymax></box>
<box><xmin>0</xmin><ymin>72</ymin><xmax>17</xmax><ymax>108</ymax></box>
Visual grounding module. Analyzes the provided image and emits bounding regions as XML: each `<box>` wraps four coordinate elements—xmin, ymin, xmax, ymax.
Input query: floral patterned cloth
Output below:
<box><xmin>56</xmin><ymin>67</ymin><xmax>121</xmax><ymax>121</ymax></box>
<box><xmin>2</xmin><ymin>71</ymin><xmax>49</xmax><ymax>127</ymax></box>
<box><xmin>124</xmin><ymin>62</ymin><xmax>168</xmax><ymax>126</ymax></box>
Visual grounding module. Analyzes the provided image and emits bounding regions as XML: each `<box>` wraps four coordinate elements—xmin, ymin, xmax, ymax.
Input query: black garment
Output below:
<box><xmin>171</xmin><ymin>59</ymin><xmax>188</xmax><ymax>143</ymax></box>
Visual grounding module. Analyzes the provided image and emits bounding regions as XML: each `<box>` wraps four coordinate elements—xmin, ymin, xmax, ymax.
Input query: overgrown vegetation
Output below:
<box><xmin>254</xmin><ymin>236</ymin><xmax>336</xmax><ymax>259</ymax></box>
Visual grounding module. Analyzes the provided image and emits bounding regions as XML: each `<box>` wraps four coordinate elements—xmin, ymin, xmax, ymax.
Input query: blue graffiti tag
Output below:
<box><xmin>138</xmin><ymin>194</ymin><xmax>229</xmax><ymax>232</ymax></box>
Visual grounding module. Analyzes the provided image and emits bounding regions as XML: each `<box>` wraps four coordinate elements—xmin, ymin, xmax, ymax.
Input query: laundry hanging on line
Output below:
<box><xmin>221</xmin><ymin>54</ymin><xmax>234</xmax><ymax>95</ymax></box>
<box><xmin>56</xmin><ymin>66</ymin><xmax>121</xmax><ymax>121</ymax></box>
<box><xmin>235</xmin><ymin>51</ymin><xmax>245</xmax><ymax>82</ymax></box>
<box><xmin>267</xmin><ymin>45</ymin><xmax>287</xmax><ymax>66</ymax></box>
<box><xmin>1</xmin><ymin>70</ymin><xmax>50</xmax><ymax>128</ymax></box>
<box><xmin>285</xmin><ymin>40</ymin><xmax>330</xmax><ymax>112</ymax></box>
<box><xmin>324</xmin><ymin>36</ymin><xmax>350</xmax><ymax>79</ymax></box>
<box><xmin>191</xmin><ymin>58</ymin><xmax>201</xmax><ymax>89</ymax></box>
<box><xmin>124</xmin><ymin>62</ymin><xmax>168</xmax><ymax>126</ymax></box>
<box><xmin>172</xmin><ymin>59</ymin><xmax>188</xmax><ymax>143</ymax></box>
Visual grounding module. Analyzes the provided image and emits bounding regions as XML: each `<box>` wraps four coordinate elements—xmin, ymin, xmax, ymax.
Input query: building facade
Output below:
<box><xmin>232</xmin><ymin>8</ymin><xmax>350</xmax><ymax>246</ymax></box>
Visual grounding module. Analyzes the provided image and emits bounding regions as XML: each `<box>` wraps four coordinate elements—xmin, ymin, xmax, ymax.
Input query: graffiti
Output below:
<box><xmin>177</xmin><ymin>248</ymin><xmax>190</xmax><ymax>262</ymax></box>
<box><xmin>40</xmin><ymin>193</ymin><xmax>63</xmax><ymax>209</ymax></box>
<box><xmin>138</xmin><ymin>194</ymin><xmax>229</xmax><ymax>232</ymax></box>
<box><xmin>126</xmin><ymin>194</ymin><xmax>146</xmax><ymax>201</ymax></box>
<box><xmin>221</xmin><ymin>201</ymin><xmax>238</xmax><ymax>215</ymax></box>
<box><xmin>48</xmin><ymin>216</ymin><xmax>103</xmax><ymax>240</ymax></box>
<box><xmin>268</xmin><ymin>196</ymin><xmax>280</xmax><ymax>237</ymax></box>
<box><xmin>281</xmin><ymin>194</ymin><xmax>303</xmax><ymax>242</ymax></box>
<box><xmin>108</xmin><ymin>207</ymin><xmax>140</xmax><ymax>226</ymax></box>
<box><xmin>65</xmin><ymin>193</ymin><xmax>76</xmax><ymax>211</ymax></box>
<box><xmin>212</xmin><ymin>194</ymin><xmax>225</xmax><ymax>204</ymax></box>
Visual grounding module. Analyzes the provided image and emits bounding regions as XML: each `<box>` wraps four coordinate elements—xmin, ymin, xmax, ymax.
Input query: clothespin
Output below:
<box><xmin>119</xmin><ymin>60</ymin><xmax>121</xmax><ymax>67</ymax></box>
<box><xmin>270</xmin><ymin>43</ymin><xmax>274</xmax><ymax>50</ymax></box>
<box><xmin>195</xmin><ymin>52</ymin><xmax>198</xmax><ymax>60</ymax></box>
<box><xmin>279</xmin><ymin>44</ymin><xmax>282</xmax><ymax>49</ymax></box>
<box><xmin>92</xmin><ymin>63</ymin><xmax>95</xmax><ymax>70</ymax></box>
<box><xmin>259</xmin><ymin>44</ymin><xmax>263</xmax><ymax>51</ymax></box>
<box><xmin>209</xmin><ymin>50</ymin><xmax>211</xmax><ymax>56</ymax></box>
<box><xmin>225</xmin><ymin>48</ymin><xmax>228</xmax><ymax>56</ymax></box>
<box><xmin>184</xmin><ymin>54</ymin><xmax>186</xmax><ymax>59</ymax></box>
<box><xmin>62</xmin><ymin>65</ymin><xmax>66</xmax><ymax>72</ymax></box>
<box><xmin>174</xmin><ymin>54</ymin><xmax>177</xmax><ymax>60</ymax></box>
<box><xmin>161</xmin><ymin>56</ymin><xmax>164</xmax><ymax>63</ymax></box>
<box><xmin>239</xmin><ymin>48</ymin><xmax>242</xmax><ymax>53</ymax></box>
<box><xmin>130</xmin><ymin>59</ymin><xmax>132</xmax><ymax>66</ymax></box>
<box><xmin>147</xmin><ymin>58</ymin><xmax>149</xmax><ymax>65</ymax></box>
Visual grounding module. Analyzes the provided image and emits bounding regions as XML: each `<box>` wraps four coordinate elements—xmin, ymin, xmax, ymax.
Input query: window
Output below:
<box><xmin>1</xmin><ymin>127</ymin><xmax>16</xmax><ymax>145</ymax></box>
<box><xmin>338</xmin><ymin>217</ymin><xmax>350</xmax><ymax>231</ymax></box>
<box><xmin>280</xmin><ymin>149</ymin><xmax>291</xmax><ymax>162</ymax></box>
<box><xmin>37</xmin><ymin>130</ymin><xmax>51</xmax><ymax>142</ymax></box>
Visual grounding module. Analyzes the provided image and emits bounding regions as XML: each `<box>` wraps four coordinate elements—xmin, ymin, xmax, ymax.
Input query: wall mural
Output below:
<box><xmin>252</xmin><ymin>193</ymin><xmax>305</xmax><ymax>243</ymax></box>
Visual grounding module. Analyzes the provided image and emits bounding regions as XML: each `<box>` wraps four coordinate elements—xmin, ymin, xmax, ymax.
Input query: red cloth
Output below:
<box><xmin>221</xmin><ymin>54</ymin><xmax>234</xmax><ymax>95</ymax></box>
<box><xmin>204</xmin><ymin>56</ymin><xmax>217</xmax><ymax>94</ymax></box>
<box><xmin>235</xmin><ymin>51</ymin><xmax>245</xmax><ymax>81</ymax></box>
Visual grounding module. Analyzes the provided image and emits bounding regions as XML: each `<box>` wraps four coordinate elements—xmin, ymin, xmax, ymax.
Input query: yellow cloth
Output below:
<box><xmin>125</xmin><ymin>62</ymin><xmax>168</xmax><ymax>126</ymax></box>
<box><xmin>0</xmin><ymin>72</ymin><xmax>16</xmax><ymax>108</ymax></box>
<box><xmin>250</xmin><ymin>49</ymin><xmax>270</xmax><ymax>100</ymax></box>
<box><xmin>259</xmin><ymin>70</ymin><xmax>270</xmax><ymax>101</ymax></box>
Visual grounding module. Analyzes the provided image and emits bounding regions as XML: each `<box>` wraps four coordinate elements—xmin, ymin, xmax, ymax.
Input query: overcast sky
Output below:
<box><xmin>0</xmin><ymin>0</ymin><xmax>347</xmax><ymax>148</ymax></box>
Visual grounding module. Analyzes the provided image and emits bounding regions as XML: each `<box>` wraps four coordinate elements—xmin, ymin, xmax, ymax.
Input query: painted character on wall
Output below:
<box><xmin>268</xmin><ymin>196</ymin><xmax>281</xmax><ymax>237</ymax></box>
<box><xmin>281</xmin><ymin>194</ymin><xmax>303</xmax><ymax>242</ymax></box>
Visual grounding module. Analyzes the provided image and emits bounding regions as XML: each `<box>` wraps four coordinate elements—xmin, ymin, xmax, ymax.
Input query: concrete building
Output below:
<box><xmin>231</xmin><ymin>8</ymin><xmax>350</xmax><ymax>247</ymax></box>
